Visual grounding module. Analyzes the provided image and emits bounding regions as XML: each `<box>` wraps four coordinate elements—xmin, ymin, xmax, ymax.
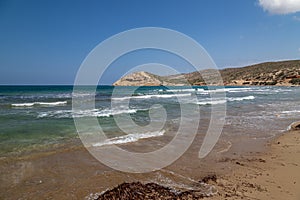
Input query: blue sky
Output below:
<box><xmin>0</xmin><ymin>0</ymin><xmax>300</xmax><ymax>84</ymax></box>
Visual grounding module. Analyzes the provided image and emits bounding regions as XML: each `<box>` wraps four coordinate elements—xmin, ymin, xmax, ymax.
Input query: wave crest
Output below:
<box><xmin>93</xmin><ymin>130</ymin><xmax>165</xmax><ymax>147</ymax></box>
<box><xmin>112</xmin><ymin>93</ymin><xmax>191</xmax><ymax>101</ymax></box>
<box><xmin>197</xmin><ymin>95</ymin><xmax>255</xmax><ymax>105</ymax></box>
<box><xmin>11</xmin><ymin>101</ymin><xmax>67</xmax><ymax>107</ymax></box>
<box><xmin>37</xmin><ymin>108</ymin><xmax>145</xmax><ymax>118</ymax></box>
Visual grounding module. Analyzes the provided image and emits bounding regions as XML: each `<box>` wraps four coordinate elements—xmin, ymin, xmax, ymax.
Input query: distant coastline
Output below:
<box><xmin>113</xmin><ymin>60</ymin><xmax>300</xmax><ymax>87</ymax></box>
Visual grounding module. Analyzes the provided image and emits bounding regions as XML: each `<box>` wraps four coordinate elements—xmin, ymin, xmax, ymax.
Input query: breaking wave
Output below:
<box><xmin>92</xmin><ymin>130</ymin><xmax>165</xmax><ymax>147</ymax></box>
<box><xmin>227</xmin><ymin>95</ymin><xmax>255</xmax><ymax>101</ymax></box>
<box><xmin>11</xmin><ymin>101</ymin><xmax>67</xmax><ymax>107</ymax></box>
<box><xmin>197</xmin><ymin>95</ymin><xmax>255</xmax><ymax>105</ymax></box>
<box><xmin>160</xmin><ymin>88</ymin><xmax>201</xmax><ymax>93</ymax></box>
<box><xmin>112</xmin><ymin>93</ymin><xmax>191</xmax><ymax>101</ymax></box>
<box><xmin>37</xmin><ymin>108</ymin><xmax>145</xmax><ymax>118</ymax></box>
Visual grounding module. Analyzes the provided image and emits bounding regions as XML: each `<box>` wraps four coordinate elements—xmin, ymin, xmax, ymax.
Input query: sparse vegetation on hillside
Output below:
<box><xmin>113</xmin><ymin>60</ymin><xmax>300</xmax><ymax>86</ymax></box>
<box><xmin>290</xmin><ymin>78</ymin><xmax>300</xmax><ymax>85</ymax></box>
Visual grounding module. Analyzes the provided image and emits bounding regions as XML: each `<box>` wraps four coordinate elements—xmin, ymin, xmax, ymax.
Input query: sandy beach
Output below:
<box><xmin>1</xmin><ymin>124</ymin><xmax>300</xmax><ymax>199</ymax></box>
<box><xmin>94</xmin><ymin>127</ymin><xmax>300</xmax><ymax>200</ymax></box>
<box><xmin>206</xmin><ymin>128</ymin><xmax>300</xmax><ymax>200</ymax></box>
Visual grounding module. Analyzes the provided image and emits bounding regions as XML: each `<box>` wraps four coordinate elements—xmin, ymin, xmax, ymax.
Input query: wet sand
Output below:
<box><xmin>1</xmin><ymin>126</ymin><xmax>299</xmax><ymax>199</ymax></box>
<box><xmin>0</xmin><ymin>128</ymin><xmax>243</xmax><ymax>199</ymax></box>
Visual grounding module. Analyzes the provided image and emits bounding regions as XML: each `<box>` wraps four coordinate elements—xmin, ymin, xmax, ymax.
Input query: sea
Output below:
<box><xmin>0</xmin><ymin>85</ymin><xmax>299</xmax><ymax>157</ymax></box>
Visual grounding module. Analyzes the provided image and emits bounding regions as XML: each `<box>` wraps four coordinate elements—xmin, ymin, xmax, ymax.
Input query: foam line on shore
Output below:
<box><xmin>217</xmin><ymin>141</ymin><xmax>232</xmax><ymax>154</ymax></box>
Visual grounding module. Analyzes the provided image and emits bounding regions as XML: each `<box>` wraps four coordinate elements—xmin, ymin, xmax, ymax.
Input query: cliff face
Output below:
<box><xmin>113</xmin><ymin>60</ymin><xmax>300</xmax><ymax>86</ymax></box>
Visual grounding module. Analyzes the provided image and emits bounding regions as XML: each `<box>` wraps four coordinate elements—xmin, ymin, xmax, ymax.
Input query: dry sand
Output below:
<box><xmin>205</xmin><ymin>129</ymin><xmax>300</xmax><ymax>200</ymax></box>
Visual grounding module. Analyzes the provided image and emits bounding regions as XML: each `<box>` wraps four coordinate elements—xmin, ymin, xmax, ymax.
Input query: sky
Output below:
<box><xmin>0</xmin><ymin>0</ymin><xmax>300</xmax><ymax>85</ymax></box>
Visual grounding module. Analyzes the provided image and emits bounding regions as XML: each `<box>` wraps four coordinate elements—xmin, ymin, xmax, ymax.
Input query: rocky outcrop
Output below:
<box><xmin>113</xmin><ymin>60</ymin><xmax>300</xmax><ymax>86</ymax></box>
<box><xmin>113</xmin><ymin>71</ymin><xmax>188</xmax><ymax>86</ymax></box>
<box><xmin>113</xmin><ymin>71</ymin><xmax>162</xmax><ymax>86</ymax></box>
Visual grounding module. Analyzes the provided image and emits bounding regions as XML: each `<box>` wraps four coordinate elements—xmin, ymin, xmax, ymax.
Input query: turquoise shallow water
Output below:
<box><xmin>0</xmin><ymin>85</ymin><xmax>299</xmax><ymax>156</ymax></box>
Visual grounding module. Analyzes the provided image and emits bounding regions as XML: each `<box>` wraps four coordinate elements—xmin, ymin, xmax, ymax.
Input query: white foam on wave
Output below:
<box><xmin>11</xmin><ymin>101</ymin><xmax>67</xmax><ymax>107</ymax></box>
<box><xmin>197</xmin><ymin>87</ymin><xmax>252</xmax><ymax>94</ymax></box>
<box><xmin>197</xmin><ymin>95</ymin><xmax>255</xmax><ymax>105</ymax></box>
<box><xmin>112</xmin><ymin>93</ymin><xmax>191</xmax><ymax>101</ymax></box>
<box><xmin>281</xmin><ymin>110</ymin><xmax>300</xmax><ymax>115</ymax></box>
<box><xmin>224</xmin><ymin>88</ymin><xmax>252</xmax><ymax>92</ymax></box>
<box><xmin>164</xmin><ymin>88</ymin><xmax>198</xmax><ymax>93</ymax></box>
<box><xmin>197</xmin><ymin>100</ymin><xmax>227</xmax><ymax>105</ymax></box>
<box><xmin>228</xmin><ymin>95</ymin><xmax>255</xmax><ymax>101</ymax></box>
<box><xmin>92</xmin><ymin>130</ymin><xmax>165</xmax><ymax>147</ymax></box>
<box><xmin>273</xmin><ymin>89</ymin><xmax>293</xmax><ymax>93</ymax></box>
<box><xmin>72</xmin><ymin>93</ymin><xmax>95</xmax><ymax>98</ymax></box>
<box><xmin>37</xmin><ymin>101</ymin><xmax>68</xmax><ymax>106</ymax></box>
<box><xmin>37</xmin><ymin>108</ymin><xmax>143</xmax><ymax>118</ymax></box>
<box><xmin>11</xmin><ymin>103</ymin><xmax>36</xmax><ymax>107</ymax></box>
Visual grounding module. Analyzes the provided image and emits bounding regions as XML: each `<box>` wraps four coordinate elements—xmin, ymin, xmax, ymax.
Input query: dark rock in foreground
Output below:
<box><xmin>96</xmin><ymin>182</ymin><xmax>207</xmax><ymax>200</ymax></box>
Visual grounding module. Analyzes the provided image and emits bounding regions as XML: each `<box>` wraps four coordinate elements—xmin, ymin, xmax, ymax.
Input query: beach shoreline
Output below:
<box><xmin>91</xmin><ymin>128</ymin><xmax>300</xmax><ymax>200</ymax></box>
<box><xmin>1</xmin><ymin>126</ymin><xmax>300</xmax><ymax>199</ymax></box>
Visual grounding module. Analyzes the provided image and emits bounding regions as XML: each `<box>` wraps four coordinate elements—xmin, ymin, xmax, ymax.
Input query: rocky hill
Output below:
<box><xmin>113</xmin><ymin>71</ymin><xmax>161</xmax><ymax>86</ymax></box>
<box><xmin>113</xmin><ymin>71</ymin><xmax>190</xmax><ymax>86</ymax></box>
<box><xmin>113</xmin><ymin>60</ymin><xmax>300</xmax><ymax>86</ymax></box>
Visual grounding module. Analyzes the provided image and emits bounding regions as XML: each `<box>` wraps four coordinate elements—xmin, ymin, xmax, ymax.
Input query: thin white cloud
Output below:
<box><xmin>258</xmin><ymin>0</ymin><xmax>300</xmax><ymax>14</ymax></box>
<box><xmin>293</xmin><ymin>15</ymin><xmax>300</xmax><ymax>21</ymax></box>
